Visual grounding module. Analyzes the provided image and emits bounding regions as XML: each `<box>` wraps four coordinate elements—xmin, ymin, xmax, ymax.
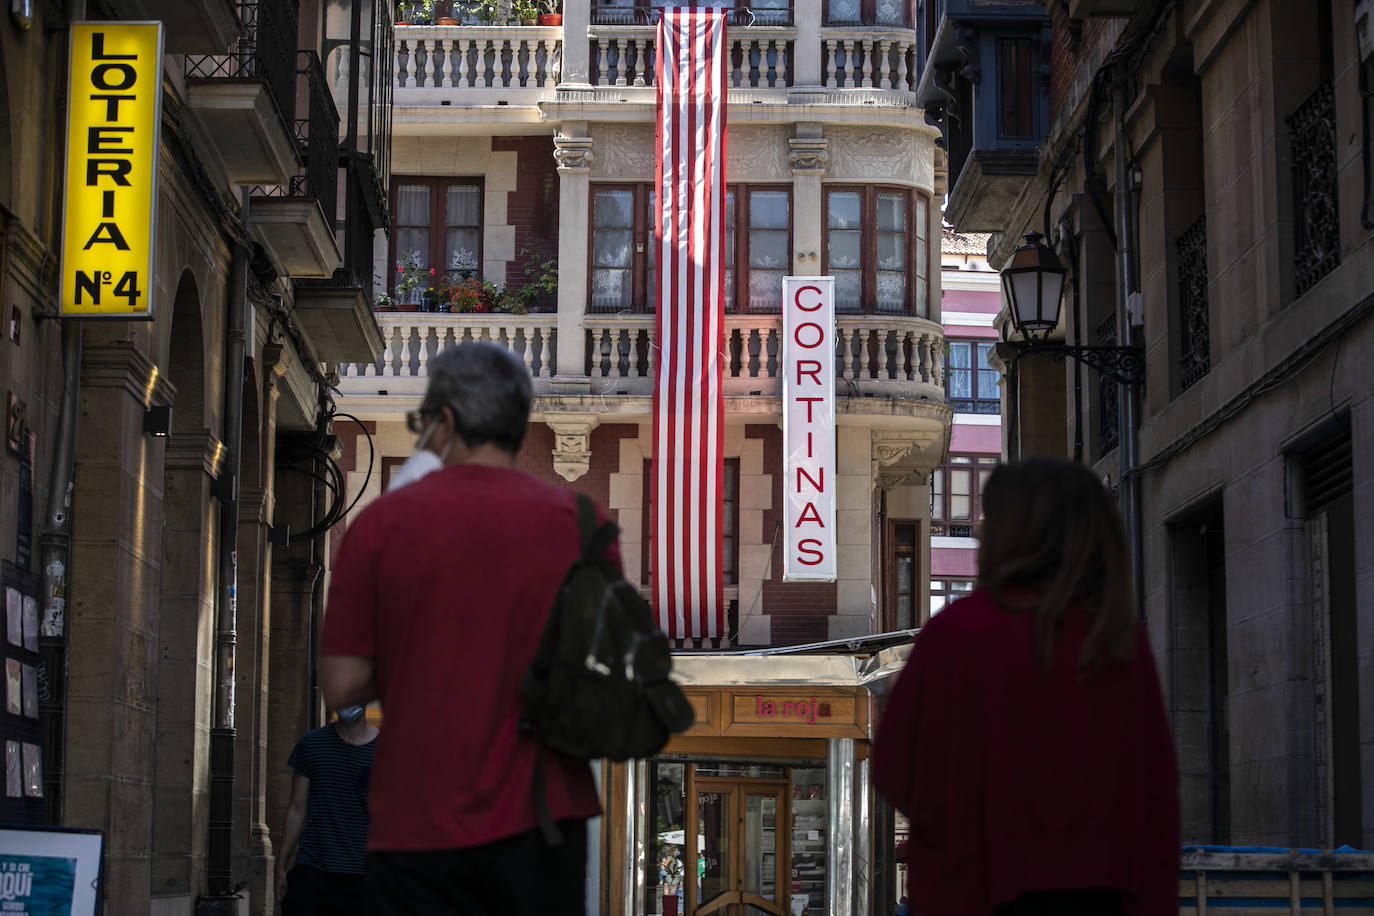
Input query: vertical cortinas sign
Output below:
<box><xmin>782</xmin><ymin>277</ymin><xmax>836</xmax><ymax>581</ymax></box>
<box><xmin>60</xmin><ymin>22</ymin><xmax>163</xmax><ymax>319</ymax></box>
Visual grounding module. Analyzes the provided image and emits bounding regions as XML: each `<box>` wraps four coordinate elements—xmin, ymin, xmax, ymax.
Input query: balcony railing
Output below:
<box><xmin>251</xmin><ymin>52</ymin><xmax>340</xmax><ymax>224</ymax></box>
<box><xmin>1175</xmin><ymin>213</ymin><xmax>1210</xmax><ymax>391</ymax></box>
<box><xmin>342</xmin><ymin>313</ymin><xmax>945</xmax><ymax>403</ymax></box>
<box><xmin>185</xmin><ymin>0</ymin><xmax>300</xmax><ymax>130</ymax></box>
<box><xmin>589</xmin><ymin>25</ymin><xmax>795</xmax><ymax>89</ymax></box>
<box><xmin>591</xmin><ymin>1</ymin><xmax>793</xmax><ymax>26</ymax></box>
<box><xmin>393</xmin><ymin>25</ymin><xmax>561</xmax><ymax>96</ymax></box>
<box><xmin>1287</xmin><ymin>78</ymin><xmax>1340</xmax><ymax>297</ymax></box>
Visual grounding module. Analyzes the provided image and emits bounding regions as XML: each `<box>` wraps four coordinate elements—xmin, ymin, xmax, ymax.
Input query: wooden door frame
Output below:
<box><xmin>684</xmin><ymin>773</ymin><xmax>793</xmax><ymax>916</ymax></box>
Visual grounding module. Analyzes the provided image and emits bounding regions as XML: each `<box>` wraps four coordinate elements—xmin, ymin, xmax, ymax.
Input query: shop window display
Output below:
<box><xmin>647</xmin><ymin>760</ymin><xmax>827</xmax><ymax>916</ymax></box>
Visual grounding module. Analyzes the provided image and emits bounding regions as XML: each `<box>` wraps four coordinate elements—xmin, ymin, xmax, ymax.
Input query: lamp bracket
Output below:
<box><xmin>1006</xmin><ymin>341</ymin><xmax>1145</xmax><ymax>387</ymax></box>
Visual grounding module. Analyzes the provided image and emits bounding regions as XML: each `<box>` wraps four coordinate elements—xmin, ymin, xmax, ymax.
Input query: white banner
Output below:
<box><xmin>782</xmin><ymin>277</ymin><xmax>836</xmax><ymax>582</ymax></box>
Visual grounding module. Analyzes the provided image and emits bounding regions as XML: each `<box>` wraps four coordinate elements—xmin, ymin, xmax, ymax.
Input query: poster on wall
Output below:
<box><xmin>781</xmin><ymin>277</ymin><xmax>837</xmax><ymax>582</ymax></box>
<box><xmin>0</xmin><ymin>827</ymin><xmax>103</xmax><ymax>915</ymax></box>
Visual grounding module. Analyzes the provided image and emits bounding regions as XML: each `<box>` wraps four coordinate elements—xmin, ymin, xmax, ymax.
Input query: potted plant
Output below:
<box><xmin>433</xmin><ymin>0</ymin><xmax>460</xmax><ymax>24</ymax></box>
<box><xmin>538</xmin><ymin>0</ymin><xmax>561</xmax><ymax>26</ymax></box>
<box><xmin>394</xmin><ymin>249</ymin><xmax>425</xmax><ymax>310</ymax></box>
<box><xmin>515</xmin><ymin>249</ymin><xmax>557</xmax><ymax>309</ymax></box>
<box><xmin>447</xmin><ymin>275</ymin><xmax>494</xmax><ymax>313</ymax></box>
<box><xmin>410</xmin><ymin>0</ymin><xmax>436</xmax><ymax>25</ymax></box>
<box><xmin>374</xmin><ymin>292</ymin><xmax>396</xmax><ymax>312</ymax></box>
<box><xmin>512</xmin><ymin>0</ymin><xmax>538</xmax><ymax>25</ymax></box>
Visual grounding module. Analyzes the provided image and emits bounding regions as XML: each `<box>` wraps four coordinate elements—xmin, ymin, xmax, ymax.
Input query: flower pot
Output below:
<box><xmin>396</xmin><ymin>303</ymin><xmax>420</xmax><ymax>312</ymax></box>
<box><xmin>520</xmin><ymin>16</ymin><xmax>537</xmax><ymax>24</ymax></box>
<box><xmin>538</xmin><ymin>12</ymin><xmax>561</xmax><ymax>24</ymax></box>
<box><xmin>396</xmin><ymin>19</ymin><xmax>412</xmax><ymax>25</ymax></box>
<box><xmin>374</xmin><ymin>304</ymin><xmax>396</xmax><ymax>312</ymax></box>
<box><xmin>436</xmin><ymin>16</ymin><xmax>460</xmax><ymax>24</ymax></box>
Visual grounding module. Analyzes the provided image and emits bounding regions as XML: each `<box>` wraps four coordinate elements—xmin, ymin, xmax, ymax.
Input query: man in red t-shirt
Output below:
<box><xmin>320</xmin><ymin>342</ymin><xmax>611</xmax><ymax>914</ymax></box>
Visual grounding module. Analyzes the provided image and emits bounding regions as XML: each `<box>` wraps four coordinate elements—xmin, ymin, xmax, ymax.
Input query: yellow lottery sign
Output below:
<box><xmin>60</xmin><ymin>23</ymin><xmax>163</xmax><ymax>318</ymax></box>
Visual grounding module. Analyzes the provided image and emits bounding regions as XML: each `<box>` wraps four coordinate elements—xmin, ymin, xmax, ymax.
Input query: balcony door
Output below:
<box><xmin>687</xmin><ymin>776</ymin><xmax>790</xmax><ymax>916</ymax></box>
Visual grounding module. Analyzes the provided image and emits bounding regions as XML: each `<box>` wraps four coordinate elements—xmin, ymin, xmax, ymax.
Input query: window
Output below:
<box><xmin>592</xmin><ymin>184</ymin><xmax>791</xmax><ymax>314</ymax></box>
<box><xmin>945</xmin><ymin>340</ymin><xmax>1000</xmax><ymax>414</ymax></box>
<box><xmin>825</xmin><ymin>0</ymin><xmax>907</xmax><ymax>26</ymax></box>
<box><xmin>884</xmin><ymin>520</ymin><xmax>919</xmax><ymax>631</ymax></box>
<box><xmin>390</xmin><ymin>178</ymin><xmax>483</xmax><ymax>302</ymax></box>
<box><xmin>643</xmin><ymin>458</ymin><xmax>740</xmax><ymax>588</ymax></box>
<box><xmin>929</xmin><ymin>578</ymin><xmax>974</xmax><ymax>618</ymax></box>
<box><xmin>930</xmin><ymin>455</ymin><xmax>997</xmax><ymax>537</ymax></box>
<box><xmin>824</xmin><ymin>186</ymin><xmax>930</xmax><ymax>316</ymax></box>
<box><xmin>996</xmin><ymin>38</ymin><xmax>1034</xmax><ymax>140</ymax></box>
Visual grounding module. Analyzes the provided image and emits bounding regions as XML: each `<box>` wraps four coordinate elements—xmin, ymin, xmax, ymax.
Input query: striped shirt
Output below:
<box><xmin>287</xmin><ymin>725</ymin><xmax>376</xmax><ymax>874</ymax></box>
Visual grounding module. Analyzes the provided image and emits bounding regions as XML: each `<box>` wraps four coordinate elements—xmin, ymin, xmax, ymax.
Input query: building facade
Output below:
<box><xmin>330</xmin><ymin>2</ymin><xmax>951</xmax><ymax>913</ymax></box>
<box><xmin>925</xmin><ymin>0</ymin><xmax>1373</xmax><ymax>849</ymax></box>
<box><xmin>0</xmin><ymin>0</ymin><xmax>391</xmax><ymax>912</ymax></box>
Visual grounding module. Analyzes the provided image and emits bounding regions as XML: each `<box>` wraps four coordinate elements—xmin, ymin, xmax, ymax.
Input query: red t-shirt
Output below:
<box><xmin>320</xmin><ymin>463</ymin><xmax>609</xmax><ymax>850</ymax></box>
<box><xmin>871</xmin><ymin>589</ymin><xmax>1179</xmax><ymax>916</ymax></box>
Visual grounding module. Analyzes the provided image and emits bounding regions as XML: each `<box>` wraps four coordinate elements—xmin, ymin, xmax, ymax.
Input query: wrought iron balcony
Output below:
<box><xmin>184</xmin><ymin>0</ymin><xmax>303</xmax><ymax>185</ymax></box>
<box><xmin>1288</xmin><ymin>78</ymin><xmax>1340</xmax><ymax>297</ymax></box>
<box><xmin>248</xmin><ymin>52</ymin><xmax>342</xmax><ymax>279</ymax></box>
<box><xmin>1175</xmin><ymin>213</ymin><xmax>1211</xmax><ymax>391</ymax></box>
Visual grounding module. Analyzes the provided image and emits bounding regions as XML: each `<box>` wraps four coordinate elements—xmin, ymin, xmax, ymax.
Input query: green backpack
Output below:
<box><xmin>520</xmin><ymin>493</ymin><xmax>695</xmax><ymax>844</ymax></box>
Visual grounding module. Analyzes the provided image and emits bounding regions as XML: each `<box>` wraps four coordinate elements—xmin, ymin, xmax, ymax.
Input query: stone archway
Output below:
<box><xmin>152</xmin><ymin>269</ymin><xmax>219</xmax><ymax>904</ymax></box>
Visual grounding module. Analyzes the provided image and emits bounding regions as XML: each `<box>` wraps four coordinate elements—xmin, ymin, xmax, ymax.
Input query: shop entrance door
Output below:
<box><xmin>687</xmin><ymin>778</ymin><xmax>790</xmax><ymax>916</ymax></box>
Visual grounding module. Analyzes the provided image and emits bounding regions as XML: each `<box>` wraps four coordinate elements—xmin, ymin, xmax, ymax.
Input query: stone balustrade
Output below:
<box><xmin>389</xmin><ymin>25</ymin><xmax>562</xmax><ymax>101</ymax></box>
<box><xmin>340</xmin><ymin>313</ymin><xmax>945</xmax><ymax>406</ymax></box>
<box><xmin>588</xmin><ymin>25</ymin><xmax>796</xmax><ymax>90</ymax></box>
<box><xmin>818</xmin><ymin>27</ymin><xmax>916</xmax><ymax>92</ymax></box>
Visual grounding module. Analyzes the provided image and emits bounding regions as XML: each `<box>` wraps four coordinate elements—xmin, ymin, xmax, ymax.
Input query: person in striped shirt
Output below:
<box><xmin>275</xmin><ymin>706</ymin><xmax>379</xmax><ymax>914</ymax></box>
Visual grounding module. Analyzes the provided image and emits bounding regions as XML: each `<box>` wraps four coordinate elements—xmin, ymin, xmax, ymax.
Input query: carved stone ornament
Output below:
<box><xmin>548</xmin><ymin>415</ymin><xmax>600</xmax><ymax>482</ymax></box>
<box><xmin>589</xmin><ymin>124</ymin><xmax>652</xmax><ymax>178</ymax></box>
<box><xmin>871</xmin><ymin>428</ymin><xmax>943</xmax><ymax>490</ymax></box>
<box><xmin>826</xmin><ymin>126</ymin><xmax>934</xmax><ymax>189</ymax></box>
<box><xmin>728</xmin><ymin>125</ymin><xmax>791</xmax><ymax>181</ymax></box>
<box><xmin>553</xmin><ymin>135</ymin><xmax>594</xmax><ymax>172</ymax></box>
<box><xmin>788</xmin><ymin>138</ymin><xmax>830</xmax><ymax>175</ymax></box>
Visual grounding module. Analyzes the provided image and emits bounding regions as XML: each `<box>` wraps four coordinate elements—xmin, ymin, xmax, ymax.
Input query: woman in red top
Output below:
<box><xmin>872</xmin><ymin>458</ymin><xmax>1179</xmax><ymax>916</ymax></box>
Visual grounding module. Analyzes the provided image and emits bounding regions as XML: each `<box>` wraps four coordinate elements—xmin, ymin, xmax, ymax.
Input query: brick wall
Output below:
<box><xmin>514</xmin><ymin>421</ymin><xmax>639</xmax><ymax>516</ymax></box>
<box><xmin>491</xmin><ymin>136</ymin><xmax>559</xmax><ymax>312</ymax></box>
<box><xmin>748</xmin><ymin>424</ymin><xmax>837</xmax><ymax>645</ymax></box>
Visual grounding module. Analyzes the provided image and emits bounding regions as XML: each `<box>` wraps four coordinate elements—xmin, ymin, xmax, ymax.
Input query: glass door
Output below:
<box><xmin>688</xmin><ymin>778</ymin><xmax>790</xmax><ymax>916</ymax></box>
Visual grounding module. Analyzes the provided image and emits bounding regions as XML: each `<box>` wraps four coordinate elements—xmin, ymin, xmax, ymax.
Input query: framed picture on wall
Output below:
<box><xmin>0</xmin><ymin>826</ymin><xmax>104</xmax><ymax>915</ymax></box>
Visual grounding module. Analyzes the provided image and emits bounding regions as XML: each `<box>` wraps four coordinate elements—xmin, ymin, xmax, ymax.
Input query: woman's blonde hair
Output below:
<box><xmin>975</xmin><ymin>458</ymin><xmax>1136</xmax><ymax>672</ymax></box>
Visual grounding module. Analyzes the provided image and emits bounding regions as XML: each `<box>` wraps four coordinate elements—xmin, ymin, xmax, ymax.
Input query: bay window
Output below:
<box><xmin>946</xmin><ymin>339</ymin><xmax>1000</xmax><ymax>414</ymax></box>
<box><xmin>930</xmin><ymin>455</ymin><xmax>998</xmax><ymax>537</ymax></box>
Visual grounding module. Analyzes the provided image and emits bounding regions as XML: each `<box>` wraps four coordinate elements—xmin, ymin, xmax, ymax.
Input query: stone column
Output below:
<box><xmin>553</xmin><ymin>127</ymin><xmax>593</xmax><ymax>390</ymax></box>
<box><xmin>65</xmin><ymin>342</ymin><xmax>177</xmax><ymax>910</ymax></box>
<box><xmin>789</xmin><ymin>126</ymin><xmax>828</xmax><ymax>276</ymax></box>
<box><xmin>559</xmin><ymin>0</ymin><xmax>592</xmax><ymax>86</ymax></box>
<box><xmin>792</xmin><ymin>0</ymin><xmax>824</xmax><ymax>86</ymax></box>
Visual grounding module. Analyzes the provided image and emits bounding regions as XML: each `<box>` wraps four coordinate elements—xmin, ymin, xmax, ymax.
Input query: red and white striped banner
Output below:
<box><xmin>652</xmin><ymin>7</ymin><xmax>727</xmax><ymax>640</ymax></box>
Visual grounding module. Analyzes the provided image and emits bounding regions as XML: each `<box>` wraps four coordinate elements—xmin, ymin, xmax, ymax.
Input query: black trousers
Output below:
<box><xmin>281</xmin><ymin>864</ymin><xmax>374</xmax><ymax>915</ymax></box>
<box><xmin>995</xmin><ymin>890</ymin><xmax>1125</xmax><ymax>916</ymax></box>
<box><xmin>366</xmin><ymin>819</ymin><xmax>587</xmax><ymax>916</ymax></box>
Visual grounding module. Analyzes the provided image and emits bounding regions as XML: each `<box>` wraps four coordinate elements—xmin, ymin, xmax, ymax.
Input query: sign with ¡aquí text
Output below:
<box><xmin>782</xmin><ymin>277</ymin><xmax>836</xmax><ymax>582</ymax></box>
<box><xmin>60</xmin><ymin>23</ymin><xmax>163</xmax><ymax>319</ymax></box>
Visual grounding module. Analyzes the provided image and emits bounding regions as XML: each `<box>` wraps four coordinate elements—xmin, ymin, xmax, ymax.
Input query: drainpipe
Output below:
<box><xmin>205</xmin><ymin>238</ymin><xmax>249</xmax><ymax>904</ymax></box>
<box><xmin>1113</xmin><ymin>65</ymin><xmax>1145</xmax><ymax>619</ymax></box>
<box><xmin>37</xmin><ymin>322</ymin><xmax>82</xmax><ymax>824</ymax></box>
<box><xmin>38</xmin><ymin>0</ymin><xmax>89</xmax><ymax>826</ymax></box>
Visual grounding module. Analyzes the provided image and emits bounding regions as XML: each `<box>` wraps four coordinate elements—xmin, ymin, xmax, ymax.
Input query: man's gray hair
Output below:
<box><xmin>422</xmin><ymin>342</ymin><xmax>533</xmax><ymax>454</ymax></box>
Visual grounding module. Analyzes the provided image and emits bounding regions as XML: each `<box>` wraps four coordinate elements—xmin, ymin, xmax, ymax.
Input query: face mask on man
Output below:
<box><xmin>336</xmin><ymin>705</ymin><xmax>366</xmax><ymax>725</ymax></box>
<box><xmin>387</xmin><ymin>413</ymin><xmax>452</xmax><ymax>491</ymax></box>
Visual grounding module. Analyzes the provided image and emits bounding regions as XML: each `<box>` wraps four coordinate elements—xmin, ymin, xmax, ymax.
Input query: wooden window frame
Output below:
<box><xmin>929</xmin><ymin>577</ymin><xmax>975</xmax><ymax>618</ymax></box>
<box><xmin>387</xmin><ymin>176</ymin><xmax>484</xmax><ymax>297</ymax></box>
<box><xmin>822</xmin><ymin>184</ymin><xmax>931</xmax><ymax>316</ymax></box>
<box><xmin>822</xmin><ymin>0</ymin><xmax>911</xmax><ymax>27</ymax></box>
<box><xmin>945</xmin><ymin>338</ymin><xmax>1000</xmax><ymax>414</ymax></box>
<box><xmin>930</xmin><ymin>454</ymin><xmax>998</xmax><ymax>536</ymax></box>
<box><xmin>592</xmin><ymin>183</ymin><xmax>793</xmax><ymax>314</ymax></box>
<box><xmin>883</xmin><ymin>518</ymin><xmax>920</xmax><ymax>632</ymax></box>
